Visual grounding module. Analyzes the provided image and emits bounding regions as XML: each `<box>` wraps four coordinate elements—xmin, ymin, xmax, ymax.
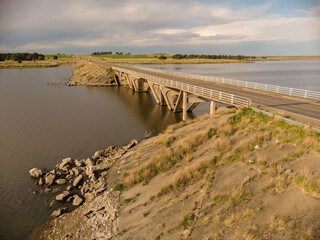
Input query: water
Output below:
<box><xmin>0</xmin><ymin>66</ymin><xmax>209</xmax><ymax>240</ymax></box>
<box><xmin>138</xmin><ymin>60</ymin><xmax>320</xmax><ymax>91</ymax></box>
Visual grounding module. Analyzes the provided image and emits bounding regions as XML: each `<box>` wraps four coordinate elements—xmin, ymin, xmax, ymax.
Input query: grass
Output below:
<box><xmin>45</xmin><ymin>54</ymin><xmax>68</xmax><ymax>59</ymax></box>
<box><xmin>143</xmin><ymin>211</ymin><xmax>149</xmax><ymax>217</ymax></box>
<box><xmin>294</xmin><ymin>169</ymin><xmax>320</xmax><ymax>198</ymax></box>
<box><xmin>269</xmin><ymin>216</ymin><xmax>287</xmax><ymax>231</ymax></box>
<box><xmin>180</xmin><ymin>213</ymin><xmax>195</xmax><ymax>229</ymax></box>
<box><xmin>124</xmin><ymin>130</ymin><xmax>209</xmax><ymax>186</ymax></box>
<box><xmin>113</xmin><ymin>183</ymin><xmax>126</xmax><ymax>192</ymax></box>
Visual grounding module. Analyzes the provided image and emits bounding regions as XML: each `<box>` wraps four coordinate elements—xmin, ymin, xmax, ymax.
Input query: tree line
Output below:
<box><xmin>172</xmin><ymin>54</ymin><xmax>255</xmax><ymax>60</ymax></box>
<box><xmin>0</xmin><ymin>53</ymin><xmax>46</xmax><ymax>62</ymax></box>
<box><xmin>92</xmin><ymin>51</ymin><xmax>113</xmax><ymax>55</ymax></box>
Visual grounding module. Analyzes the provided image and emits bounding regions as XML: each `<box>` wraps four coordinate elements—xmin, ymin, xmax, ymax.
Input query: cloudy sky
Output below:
<box><xmin>0</xmin><ymin>0</ymin><xmax>319</xmax><ymax>55</ymax></box>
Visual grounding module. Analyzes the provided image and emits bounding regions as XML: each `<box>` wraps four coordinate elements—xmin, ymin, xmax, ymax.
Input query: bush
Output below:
<box><xmin>53</xmin><ymin>55</ymin><xmax>58</xmax><ymax>59</ymax></box>
<box><xmin>158</xmin><ymin>55</ymin><xmax>167</xmax><ymax>60</ymax></box>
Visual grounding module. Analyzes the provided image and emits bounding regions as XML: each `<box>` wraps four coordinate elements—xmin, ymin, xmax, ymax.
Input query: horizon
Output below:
<box><xmin>1</xmin><ymin>0</ymin><xmax>320</xmax><ymax>55</ymax></box>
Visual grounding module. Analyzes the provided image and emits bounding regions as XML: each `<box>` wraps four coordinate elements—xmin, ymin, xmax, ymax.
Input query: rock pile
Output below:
<box><xmin>29</xmin><ymin>139</ymin><xmax>138</xmax><ymax>218</ymax></box>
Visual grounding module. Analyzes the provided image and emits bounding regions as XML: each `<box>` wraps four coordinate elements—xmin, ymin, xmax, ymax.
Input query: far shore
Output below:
<box><xmin>1</xmin><ymin>55</ymin><xmax>319</xmax><ymax>69</ymax></box>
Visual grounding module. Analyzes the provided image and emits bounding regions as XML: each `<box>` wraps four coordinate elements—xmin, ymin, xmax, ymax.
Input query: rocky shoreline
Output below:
<box><xmin>28</xmin><ymin>139</ymin><xmax>138</xmax><ymax>239</ymax></box>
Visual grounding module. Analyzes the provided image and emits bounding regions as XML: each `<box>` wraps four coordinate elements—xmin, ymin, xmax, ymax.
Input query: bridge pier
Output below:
<box><xmin>210</xmin><ymin>101</ymin><xmax>216</xmax><ymax>115</ymax></box>
<box><xmin>183</xmin><ymin>91</ymin><xmax>187</xmax><ymax>121</ymax></box>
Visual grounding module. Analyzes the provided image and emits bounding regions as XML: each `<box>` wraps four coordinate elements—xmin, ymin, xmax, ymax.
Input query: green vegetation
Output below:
<box><xmin>45</xmin><ymin>54</ymin><xmax>68</xmax><ymax>59</ymax></box>
<box><xmin>0</xmin><ymin>52</ymin><xmax>45</xmax><ymax>62</ymax></box>
<box><xmin>113</xmin><ymin>183</ymin><xmax>126</xmax><ymax>192</ymax></box>
<box><xmin>180</xmin><ymin>213</ymin><xmax>195</xmax><ymax>229</ymax></box>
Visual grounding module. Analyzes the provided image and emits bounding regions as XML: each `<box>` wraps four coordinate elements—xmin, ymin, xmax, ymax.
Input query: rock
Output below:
<box><xmin>72</xmin><ymin>195</ymin><xmax>83</xmax><ymax>206</ymax></box>
<box><xmin>85</xmin><ymin>157</ymin><xmax>95</xmax><ymax>166</ymax></box>
<box><xmin>38</xmin><ymin>177</ymin><xmax>44</xmax><ymax>185</ymax></box>
<box><xmin>124</xmin><ymin>139</ymin><xmax>138</xmax><ymax>150</ymax></box>
<box><xmin>254</xmin><ymin>145</ymin><xmax>260</xmax><ymax>150</ymax></box>
<box><xmin>72</xmin><ymin>167</ymin><xmax>81</xmax><ymax>176</ymax></box>
<box><xmin>59</xmin><ymin>157</ymin><xmax>73</xmax><ymax>170</ymax></box>
<box><xmin>44</xmin><ymin>187</ymin><xmax>52</xmax><ymax>193</ymax></box>
<box><xmin>45</xmin><ymin>173</ymin><xmax>56</xmax><ymax>186</ymax></box>
<box><xmin>75</xmin><ymin>159</ymin><xmax>85</xmax><ymax>167</ymax></box>
<box><xmin>50</xmin><ymin>207</ymin><xmax>67</xmax><ymax>218</ymax></box>
<box><xmin>29</xmin><ymin>168</ymin><xmax>43</xmax><ymax>178</ymax></box>
<box><xmin>277</xmin><ymin>165</ymin><xmax>285</xmax><ymax>173</ymax></box>
<box><xmin>85</xmin><ymin>165</ymin><xmax>96</xmax><ymax>181</ymax></box>
<box><xmin>66</xmin><ymin>174</ymin><xmax>72</xmax><ymax>181</ymax></box>
<box><xmin>56</xmin><ymin>191</ymin><xmax>71</xmax><ymax>201</ymax></box>
<box><xmin>68</xmin><ymin>170</ymin><xmax>74</xmax><ymax>176</ymax></box>
<box><xmin>73</xmin><ymin>174</ymin><xmax>83</xmax><ymax>187</ymax></box>
<box><xmin>66</xmin><ymin>186</ymin><xmax>73</xmax><ymax>191</ymax></box>
<box><xmin>32</xmin><ymin>191</ymin><xmax>37</xmax><ymax>195</ymax></box>
<box><xmin>66</xmin><ymin>196</ymin><xmax>74</xmax><ymax>202</ymax></box>
<box><xmin>93</xmin><ymin>150</ymin><xmax>103</xmax><ymax>159</ymax></box>
<box><xmin>248</xmin><ymin>160</ymin><xmax>255</xmax><ymax>164</ymax></box>
<box><xmin>56</xmin><ymin>179</ymin><xmax>66</xmax><ymax>185</ymax></box>
<box><xmin>284</xmin><ymin>169</ymin><xmax>294</xmax><ymax>176</ymax></box>
<box><xmin>241</xmin><ymin>176</ymin><xmax>250</xmax><ymax>185</ymax></box>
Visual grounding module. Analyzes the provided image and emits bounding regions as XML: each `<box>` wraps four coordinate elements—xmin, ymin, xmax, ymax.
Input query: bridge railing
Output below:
<box><xmin>112</xmin><ymin>66</ymin><xmax>251</xmax><ymax>108</ymax></box>
<box><xmin>135</xmin><ymin>66</ymin><xmax>320</xmax><ymax>101</ymax></box>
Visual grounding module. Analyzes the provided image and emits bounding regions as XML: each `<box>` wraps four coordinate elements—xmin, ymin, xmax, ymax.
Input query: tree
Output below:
<box><xmin>38</xmin><ymin>55</ymin><xmax>45</xmax><ymax>60</ymax></box>
<box><xmin>158</xmin><ymin>55</ymin><xmax>167</xmax><ymax>60</ymax></box>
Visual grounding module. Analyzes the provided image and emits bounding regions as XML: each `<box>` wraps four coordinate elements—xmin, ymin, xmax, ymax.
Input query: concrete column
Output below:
<box><xmin>182</xmin><ymin>91</ymin><xmax>187</xmax><ymax>121</ymax></box>
<box><xmin>210</xmin><ymin>101</ymin><xmax>216</xmax><ymax>115</ymax></box>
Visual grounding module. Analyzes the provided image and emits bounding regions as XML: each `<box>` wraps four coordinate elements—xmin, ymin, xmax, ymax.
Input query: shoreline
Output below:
<box><xmin>27</xmin><ymin>108</ymin><xmax>320</xmax><ymax>239</ymax></box>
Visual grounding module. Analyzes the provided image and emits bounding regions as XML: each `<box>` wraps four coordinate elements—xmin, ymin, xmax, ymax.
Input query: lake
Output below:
<box><xmin>138</xmin><ymin>60</ymin><xmax>320</xmax><ymax>91</ymax></box>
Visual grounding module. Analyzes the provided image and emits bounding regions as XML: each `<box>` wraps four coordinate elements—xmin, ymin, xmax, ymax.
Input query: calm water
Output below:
<box><xmin>139</xmin><ymin>60</ymin><xmax>320</xmax><ymax>91</ymax></box>
<box><xmin>0</xmin><ymin>66</ymin><xmax>210</xmax><ymax>240</ymax></box>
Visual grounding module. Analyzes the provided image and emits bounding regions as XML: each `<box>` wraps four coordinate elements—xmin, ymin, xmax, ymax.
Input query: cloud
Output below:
<box><xmin>0</xmin><ymin>0</ymin><xmax>319</xmax><ymax>54</ymax></box>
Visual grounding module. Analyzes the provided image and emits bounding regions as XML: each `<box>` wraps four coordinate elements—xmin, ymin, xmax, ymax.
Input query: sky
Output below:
<box><xmin>0</xmin><ymin>0</ymin><xmax>319</xmax><ymax>55</ymax></box>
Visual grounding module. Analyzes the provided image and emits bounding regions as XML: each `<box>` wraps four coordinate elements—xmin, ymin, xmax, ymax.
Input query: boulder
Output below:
<box><xmin>85</xmin><ymin>165</ymin><xmax>96</xmax><ymax>181</ymax></box>
<box><xmin>29</xmin><ymin>168</ymin><xmax>43</xmax><ymax>178</ymax></box>
<box><xmin>72</xmin><ymin>167</ymin><xmax>81</xmax><ymax>176</ymax></box>
<box><xmin>74</xmin><ymin>159</ymin><xmax>85</xmax><ymax>167</ymax></box>
<box><xmin>50</xmin><ymin>207</ymin><xmax>67</xmax><ymax>218</ymax></box>
<box><xmin>85</xmin><ymin>157</ymin><xmax>95</xmax><ymax>166</ymax></box>
<box><xmin>59</xmin><ymin>157</ymin><xmax>73</xmax><ymax>170</ymax></box>
<box><xmin>66</xmin><ymin>186</ymin><xmax>73</xmax><ymax>191</ymax></box>
<box><xmin>56</xmin><ymin>179</ymin><xmax>66</xmax><ymax>185</ymax></box>
<box><xmin>93</xmin><ymin>150</ymin><xmax>103</xmax><ymax>159</ymax></box>
<box><xmin>56</xmin><ymin>191</ymin><xmax>71</xmax><ymax>201</ymax></box>
<box><xmin>73</xmin><ymin>174</ymin><xmax>83</xmax><ymax>187</ymax></box>
<box><xmin>44</xmin><ymin>187</ymin><xmax>52</xmax><ymax>193</ymax></box>
<box><xmin>72</xmin><ymin>195</ymin><xmax>83</xmax><ymax>206</ymax></box>
<box><xmin>45</xmin><ymin>173</ymin><xmax>56</xmax><ymax>186</ymax></box>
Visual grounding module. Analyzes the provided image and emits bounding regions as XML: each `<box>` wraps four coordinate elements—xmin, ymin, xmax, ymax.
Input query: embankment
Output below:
<box><xmin>28</xmin><ymin>107</ymin><xmax>320</xmax><ymax>239</ymax></box>
<box><xmin>67</xmin><ymin>57</ymin><xmax>116</xmax><ymax>86</ymax></box>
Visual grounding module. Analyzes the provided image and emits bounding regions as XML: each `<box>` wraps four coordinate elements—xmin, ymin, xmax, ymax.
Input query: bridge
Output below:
<box><xmin>89</xmin><ymin>60</ymin><xmax>320</xmax><ymax>126</ymax></box>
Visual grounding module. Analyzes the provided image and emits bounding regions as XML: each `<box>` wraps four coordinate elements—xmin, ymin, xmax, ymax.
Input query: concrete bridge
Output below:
<box><xmin>111</xmin><ymin>65</ymin><xmax>250</xmax><ymax>121</ymax></box>
<box><xmin>88</xmin><ymin>59</ymin><xmax>320</xmax><ymax>126</ymax></box>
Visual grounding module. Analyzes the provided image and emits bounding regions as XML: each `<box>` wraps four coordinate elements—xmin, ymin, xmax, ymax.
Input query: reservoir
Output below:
<box><xmin>138</xmin><ymin>60</ymin><xmax>320</xmax><ymax>91</ymax></box>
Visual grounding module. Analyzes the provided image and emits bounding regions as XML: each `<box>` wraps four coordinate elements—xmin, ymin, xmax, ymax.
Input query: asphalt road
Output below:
<box><xmin>95</xmin><ymin>61</ymin><xmax>320</xmax><ymax>121</ymax></box>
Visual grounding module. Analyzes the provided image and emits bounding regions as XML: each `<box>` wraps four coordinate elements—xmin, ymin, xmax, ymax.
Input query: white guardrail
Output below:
<box><xmin>112</xmin><ymin>66</ymin><xmax>251</xmax><ymax>108</ymax></box>
<box><xmin>135</xmin><ymin>66</ymin><xmax>320</xmax><ymax>101</ymax></box>
<box><xmin>250</xmin><ymin>107</ymin><xmax>320</xmax><ymax>133</ymax></box>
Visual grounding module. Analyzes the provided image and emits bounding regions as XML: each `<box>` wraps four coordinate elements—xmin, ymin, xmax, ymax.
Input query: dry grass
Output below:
<box><xmin>0</xmin><ymin>59</ymin><xmax>68</xmax><ymax>68</ymax></box>
<box><xmin>269</xmin><ymin>216</ymin><xmax>287</xmax><ymax>231</ymax></box>
<box><xmin>294</xmin><ymin>168</ymin><xmax>320</xmax><ymax>198</ymax></box>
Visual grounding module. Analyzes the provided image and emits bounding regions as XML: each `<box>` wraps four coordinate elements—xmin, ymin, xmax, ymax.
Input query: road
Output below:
<box><xmin>95</xmin><ymin>61</ymin><xmax>320</xmax><ymax>121</ymax></box>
